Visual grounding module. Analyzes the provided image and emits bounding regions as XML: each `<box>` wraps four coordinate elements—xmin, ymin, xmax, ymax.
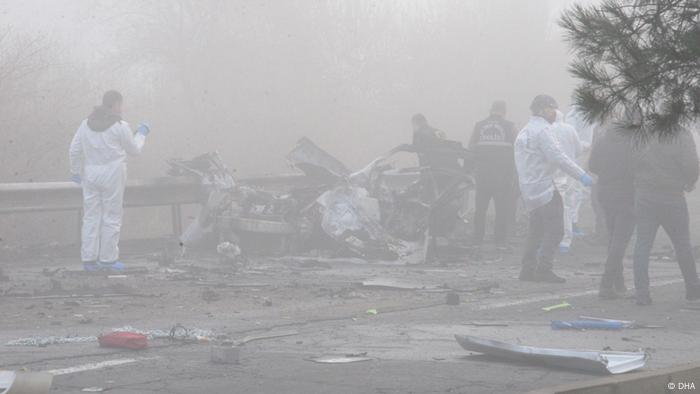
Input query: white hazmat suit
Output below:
<box><xmin>564</xmin><ymin>106</ymin><xmax>595</xmax><ymax>228</ymax></box>
<box><xmin>69</xmin><ymin>112</ymin><xmax>145</xmax><ymax>263</ymax></box>
<box><xmin>552</xmin><ymin>111</ymin><xmax>582</xmax><ymax>250</ymax></box>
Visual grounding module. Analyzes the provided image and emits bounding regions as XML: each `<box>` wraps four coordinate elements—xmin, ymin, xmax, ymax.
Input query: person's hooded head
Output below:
<box><xmin>530</xmin><ymin>94</ymin><xmax>558</xmax><ymax>124</ymax></box>
<box><xmin>87</xmin><ymin>90</ymin><xmax>123</xmax><ymax>132</ymax></box>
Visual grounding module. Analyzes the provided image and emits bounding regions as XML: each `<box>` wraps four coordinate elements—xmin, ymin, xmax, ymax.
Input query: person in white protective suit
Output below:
<box><xmin>515</xmin><ymin>95</ymin><xmax>593</xmax><ymax>284</ymax></box>
<box><xmin>564</xmin><ymin>106</ymin><xmax>594</xmax><ymax>236</ymax></box>
<box><xmin>69</xmin><ymin>90</ymin><xmax>151</xmax><ymax>271</ymax></box>
<box><xmin>552</xmin><ymin>110</ymin><xmax>582</xmax><ymax>254</ymax></box>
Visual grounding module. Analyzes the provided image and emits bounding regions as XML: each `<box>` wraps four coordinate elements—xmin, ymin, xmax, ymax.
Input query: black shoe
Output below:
<box><xmin>519</xmin><ymin>268</ymin><xmax>536</xmax><ymax>281</ymax></box>
<box><xmin>534</xmin><ymin>269</ymin><xmax>567</xmax><ymax>283</ymax></box>
<box><xmin>598</xmin><ymin>287</ymin><xmax>621</xmax><ymax>300</ymax></box>
<box><xmin>686</xmin><ymin>285</ymin><xmax>700</xmax><ymax>302</ymax></box>
<box><xmin>614</xmin><ymin>279</ymin><xmax>628</xmax><ymax>294</ymax></box>
<box><xmin>635</xmin><ymin>292</ymin><xmax>653</xmax><ymax>306</ymax></box>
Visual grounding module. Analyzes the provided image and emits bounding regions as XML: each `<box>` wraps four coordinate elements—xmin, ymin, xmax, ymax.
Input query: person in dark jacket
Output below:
<box><xmin>468</xmin><ymin>100</ymin><xmax>516</xmax><ymax>245</ymax></box>
<box><xmin>631</xmin><ymin>127</ymin><xmax>700</xmax><ymax>305</ymax></box>
<box><xmin>412</xmin><ymin>113</ymin><xmax>448</xmax><ymax>169</ymax></box>
<box><xmin>410</xmin><ymin>113</ymin><xmax>467</xmax><ymax>262</ymax></box>
<box><xmin>589</xmin><ymin>122</ymin><xmax>635</xmax><ymax>299</ymax></box>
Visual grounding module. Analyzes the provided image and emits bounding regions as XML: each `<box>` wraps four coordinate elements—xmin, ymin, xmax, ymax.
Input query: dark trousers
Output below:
<box><xmin>599</xmin><ymin>199</ymin><xmax>635</xmax><ymax>290</ymax></box>
<box><xmin>591</xmin><ymin>184</ymin><xmax>607</xmax><ymax>239</ymax></box>
<box><xmin>633</xmin><ymin>195</ymin><xmax>700</xmax><ymax>294</ymax></box>
<box><xmin>522</xmin><ymin>192</ymin><xmax>563</xmax><ymax>272</ymax></box>
<box><xmin>473</xmin><ymin>181</ymin><xmax>511</xmax><ymax>243</ymax></box>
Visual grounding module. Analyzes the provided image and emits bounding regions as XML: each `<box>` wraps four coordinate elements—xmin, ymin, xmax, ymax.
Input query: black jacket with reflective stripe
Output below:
<box><xmin>468</xmin><ymin>114</ymin><xmax>516</xmax><ymax>184</ymax></box>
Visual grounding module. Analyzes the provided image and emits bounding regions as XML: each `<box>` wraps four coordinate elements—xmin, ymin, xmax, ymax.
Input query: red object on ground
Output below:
<box><xmin>98</xmin><ymin>332</ymin><xmax>148</xmax><ymax>350</ymax></box>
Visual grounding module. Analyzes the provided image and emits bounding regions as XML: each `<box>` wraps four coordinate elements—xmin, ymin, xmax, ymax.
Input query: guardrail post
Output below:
<box><xmin>171</xmin><ymin>204</ymin><xmax>182</xmax><ymax>236</ymax></box>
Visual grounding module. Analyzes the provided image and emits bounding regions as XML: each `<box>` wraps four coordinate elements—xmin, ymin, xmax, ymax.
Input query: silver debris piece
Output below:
<box><xmin>0</xmin><ymin>371</ymin><xmax>53</xmax><ymax>394</ymax></box>
<box><xmin>455</xmin><ymin>334</ymin><xmax>647</xmax><ymax>374</ymax></box>
<box><xmin>307</xmin><ymin>355</ymin><xmax>373</xmax><ymax>364</ymax></box>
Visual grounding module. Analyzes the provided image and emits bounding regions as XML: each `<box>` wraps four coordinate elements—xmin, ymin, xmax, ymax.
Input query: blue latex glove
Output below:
<box><xmin>580</xmin><ymin>174</ymin><xmax>593</xmax><ymax>187</ymax></box>
<box><xmin>70</xmin><ymin>173</ymin><xmax>81</xmax><ymax>184</ymax></box>
<box><xmin>136</xmin><ymin>122</ymin><xmax>151</xmax><ymax>136</ymax></box>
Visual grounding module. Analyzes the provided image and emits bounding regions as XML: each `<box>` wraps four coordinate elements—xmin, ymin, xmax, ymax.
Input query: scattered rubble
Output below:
<box><xmin>5</xmin><ymin>325</ymin><xmax>216</xmax><ymax>347</ymax></box>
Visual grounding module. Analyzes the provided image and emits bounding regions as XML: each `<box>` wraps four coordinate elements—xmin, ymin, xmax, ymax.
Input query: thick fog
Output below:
<box><xmin>4</xmin><ymin>2</ymin><xmax>700</xmax><ymax>393</ymax></box>
<box><xmin>1</xmin><ymin>0</ymin><xmax>586</xmax><ymax>181</ymax></box>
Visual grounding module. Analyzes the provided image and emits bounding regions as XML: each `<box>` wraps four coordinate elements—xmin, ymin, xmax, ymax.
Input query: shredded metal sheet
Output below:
<box><xmin>455</xmin><ymin>334</ymin><xmax>648</xmax><ymax>374</ymax></box>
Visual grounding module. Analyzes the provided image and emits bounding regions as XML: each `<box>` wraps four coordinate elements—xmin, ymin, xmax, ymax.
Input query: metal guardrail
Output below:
<box><xmin>0</xmin><ymin>177</ymin><xmax>199</xmax><ymax>214</ymax></box>
<box><xmin>0</xmin><ymin>176</ymin><xmax>200</xmax><ymax>237</ymax></box>
<box><xmin>0</xmin><ymin>173</ymin><xmax>419</xmax><ymax>237</ymax></box>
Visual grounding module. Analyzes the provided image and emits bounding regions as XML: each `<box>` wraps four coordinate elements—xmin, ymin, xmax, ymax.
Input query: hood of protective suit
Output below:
<box><xmin>87</xmin><ymin>106</ymin><xmax>121</xmax><ymax>132</ymax></box>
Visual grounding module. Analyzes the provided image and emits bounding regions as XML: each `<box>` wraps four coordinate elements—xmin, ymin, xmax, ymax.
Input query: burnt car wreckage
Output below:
<box><xmin>171</xmin><ymin>137</ymin><xmax>474</xmax><ymax>264</ymax></box>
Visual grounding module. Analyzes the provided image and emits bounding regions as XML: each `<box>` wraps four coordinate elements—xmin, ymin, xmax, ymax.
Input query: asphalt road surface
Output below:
<box><xmin>2</xmin><ymin>236</ymin><xmax>699</xmax><ymax>393</ymax></box>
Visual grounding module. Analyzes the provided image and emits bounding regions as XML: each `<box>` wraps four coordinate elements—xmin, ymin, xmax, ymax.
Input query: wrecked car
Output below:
<box><xmin>170</xmin><ymin>136</ymin><xmax>473</xmax><ymax>263</ymax></box>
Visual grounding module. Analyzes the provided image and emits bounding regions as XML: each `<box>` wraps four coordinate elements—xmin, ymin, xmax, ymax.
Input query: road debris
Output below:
<box><xmin>98</xmin><ymin>332</ymin><xmax>148</xmax><ymax>350</ymax></box>
<box><xmin>577</xmin><ymin>316</ymin><xmax>665</xmax><ymax>329</ymax></box>
<box><xmin>445</xmin><ymin>292</ymin><xmax>460</xmax><ymax>305</ymax></box>
<box><xmin>366</xmin><ymin>309</ymin><xmax>378</xmax><ymax>315</ymax></box>
<box><xmin>360</xmin><ymin>278</ymin><xmax>442</xmax><ymax>291</ymax></box>
<box><xmin>0</xmin><ymin>370</ymin><xmax>53</xmax><ymax>394</ymax></box>
<box><xmin>5</xmin><ymin>325</ymin><xmax>216</xmax><ymax>347</ymax></box>
<box><xmin>81</xmin><ymin>388</ymin><xmax>105</xmax><ymax>392</ymax></box>
<box><xmin>6</xmin><ymin>335</ymin><xmax>98</xmax><ymax>347</ymax></box>
<box><xmin>210</xmin><ymin>330</ymin><xmax>298</xmax><ymax>364</ymax></box>
<box><xmin>216</xmin><ymin>241</ymin><xmax>241</xmax><ymax>262</ymax></box>
<box><xmin>551</xmin><ymin>320</ymin><xmax>625</xmax><ymax>330</ymax></box>
<box><xmin>541</xmin><ymin>301</ymin><xmax>571</xmax><ymax>312</ymax></box>
<box><xmin>237</xmin><ymin>330</ymin><xmax>299</xmax><ymax>346</ymax></box>
<box><xmin>621</xmin><ymin>337</ymin><xmax>642</xmax><ymax>343</ymax></box>
<box><xmin>307</xmin><ymin>355</ymin><xmax>373</xmax><ymax>364</ymax></box>
<box><xmin>463</xmin><ymin>322</ymin><xmax>510</xmax><ymax>327</ymax></box>
<box><xmin>455</xmin><ymin>334</ymin><xmax>648</xmax><ymax>374</ymax></box>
